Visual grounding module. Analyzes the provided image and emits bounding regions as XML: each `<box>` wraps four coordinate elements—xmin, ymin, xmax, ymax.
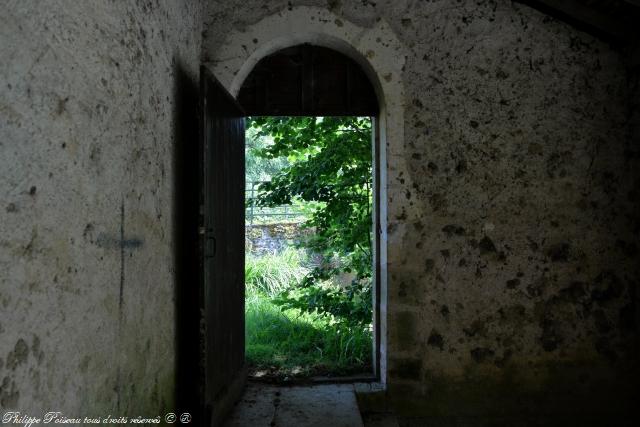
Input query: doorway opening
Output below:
<box><xmin>244</xmin><ymin>115</ymin><xmax>375</xmax><ymax>380</ymax></box>
<box><xmin>199</xmin><ymin>41</ymin><xmax>385</xmax><ymax>424</ymax></box>
<box><xmin>236</xmin><ymin>44</ymin><xmax>381</xmax><ymax>382</ymax></box>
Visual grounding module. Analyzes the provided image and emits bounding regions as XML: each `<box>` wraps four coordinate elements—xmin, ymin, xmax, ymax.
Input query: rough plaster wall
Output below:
<box><xmin>204</xmin><ymin>0</ymin><xmax>638</xmax><ymax>420</ymax></box>
<box><xmin>1</xmin><ymin>0</ymin><xmax>202</xmax><ymax>416</ymax></box>
<box><xmin>390</xmin><ymin>1</ymin><xmax>638</xmax><ymax>420</ymax></box>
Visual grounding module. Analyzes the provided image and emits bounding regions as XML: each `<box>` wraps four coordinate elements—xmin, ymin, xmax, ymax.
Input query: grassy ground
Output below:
<box><xmin>245</xmin><ymin>249</ymin><xmax>372</xmax><ymax>378</ymax></box>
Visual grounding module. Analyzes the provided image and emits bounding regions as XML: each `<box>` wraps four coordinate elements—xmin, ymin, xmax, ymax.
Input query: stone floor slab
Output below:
<box><xmin>224</xmin><ymin>382</ymin><xmax>364</xmax><ymax>427</ymax></box>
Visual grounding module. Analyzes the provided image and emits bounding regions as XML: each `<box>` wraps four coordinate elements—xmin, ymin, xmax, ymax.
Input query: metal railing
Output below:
<box><xmin>245</xmin><ymin>181</ymin><xmax>306</xmax><ymax>225</ymax></box>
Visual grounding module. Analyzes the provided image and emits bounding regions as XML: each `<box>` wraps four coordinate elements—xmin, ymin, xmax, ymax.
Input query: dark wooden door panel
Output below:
<box><xmin>200</xmin><ymin>66</ymin><xmax>246</xmax><ymax>426</ymax></box>
<box><xmin>238</xmin><ymin>44</ymin><xmax>379</xmax><ymax>116</ymax></box>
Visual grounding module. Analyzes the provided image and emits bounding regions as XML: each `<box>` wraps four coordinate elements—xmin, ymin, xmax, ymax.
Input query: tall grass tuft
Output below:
<box><xmin>245</xmin><ymin>248</ymin><xmax>309</xmax><ymax>297</ymax></box>
<box><xmin>245</xmin><ymin>247</ymin><xmax>372</xmax><ymax>377</ymax></box>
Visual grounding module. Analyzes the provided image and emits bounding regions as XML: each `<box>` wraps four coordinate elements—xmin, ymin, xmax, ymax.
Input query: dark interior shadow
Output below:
<box><xmin>172</xmin><ymin>61</ymin><xmax>203</xmax><ymax>423</ymax></box>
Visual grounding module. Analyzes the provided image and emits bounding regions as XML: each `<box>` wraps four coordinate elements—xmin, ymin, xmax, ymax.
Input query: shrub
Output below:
<box><xmin>245</xmin><ymin>248</ymin><xmax>309</xmax><ymax>297</ymax></box>
<box><xmin>248</xmin><ymin>116</ymin><xmax>373</xmax><ymax>326</ymax></box>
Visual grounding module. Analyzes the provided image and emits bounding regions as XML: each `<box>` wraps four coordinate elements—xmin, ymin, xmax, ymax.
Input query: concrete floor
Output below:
<box><xmin>360</xmin><ymin>413</ymin><xmax>400</xmax><ymax>427</ymax></box>
<box><xmin>224</xmin><ymin>382</ymin><xmax>365</xmax><ymax>427</ymax></box>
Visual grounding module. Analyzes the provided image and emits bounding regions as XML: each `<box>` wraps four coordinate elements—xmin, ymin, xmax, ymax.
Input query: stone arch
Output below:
<box><xmin>205</xmin><ymin>5</ymin><xmax>407</xmax><ymax>385</ymax></box>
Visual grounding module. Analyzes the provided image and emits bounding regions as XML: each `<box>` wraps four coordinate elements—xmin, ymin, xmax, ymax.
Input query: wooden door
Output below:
<box><xmin>200</xmin><ymin>66</ymin><xmax>246</xmax><ymax>426</ymax></box>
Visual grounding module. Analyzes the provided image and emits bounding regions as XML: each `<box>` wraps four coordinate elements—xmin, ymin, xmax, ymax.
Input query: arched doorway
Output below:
<box><xmin>238</xmin><ymin>43</ymin><xmax>380</xmax><ymax>384</ymax></box>
<box><xmin>201</xmin><ymin>43</ymin><xmax>381</xmax><ymax>425</ymax></box>
<box><xmin>201</xmin><ymin>7</ymin><xmax>407</xmax><ymax>425</ymax></box>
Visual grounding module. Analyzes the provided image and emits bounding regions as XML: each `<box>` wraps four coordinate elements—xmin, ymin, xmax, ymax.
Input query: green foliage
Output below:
<box><xmin>245</xmin><ymin>125</ymin><xmax>290</xmax><ymax>182</ymax></box>
<box><xmin>245</xmin><ymin>248</ymin><xmax>309</xmax><ymax>297</ymax></box>
<box><xmin>248</xmin><ymin>116</ymin><xmax>373</xmax><ymax>326</ymax></box>
<box><xmin>245</xmin><ymin>292</ymin><xmax>372</xmax><ymax>376</ymax></box>
<box><xmin>245</xmin><ymin>126</ymin><xmax>316</xmax><ymax>223</ymax></box>
<box><xmin>274</xmin><ymin>279</ymin><xmax>372</xmax><ymax>326</ymax></box>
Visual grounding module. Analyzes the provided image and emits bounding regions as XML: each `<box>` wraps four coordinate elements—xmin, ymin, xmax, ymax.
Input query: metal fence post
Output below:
<box><xmin>250</xmin><ymin>182</ymin><xmax>255</xmax><ymax>226</ymax></box>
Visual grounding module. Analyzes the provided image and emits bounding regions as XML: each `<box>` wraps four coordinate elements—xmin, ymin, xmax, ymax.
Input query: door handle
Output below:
<box><xmin>205</xmin><ymin>235</ymin><xmax>216</xmax><ymax>259</ymax></box>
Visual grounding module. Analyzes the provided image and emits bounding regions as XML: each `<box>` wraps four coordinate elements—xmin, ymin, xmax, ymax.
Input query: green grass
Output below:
<box><xmin>245</xmin><ymin>249</ymin><xmax>372</xmax><ymax>377</ymax></box>
<box><xmin>245</xmin><ymin>248</ymin><xmax>309</xmax><ymax>297</ymax></box>
<box><xmin>246</xmin><ymin>293</ymin><xmax>372</xmax><ymax>376</ymax></box>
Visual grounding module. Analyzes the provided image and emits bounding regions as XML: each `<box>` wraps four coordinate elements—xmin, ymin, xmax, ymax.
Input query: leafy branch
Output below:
<box><xmin>249</xmin><ymin>116</ymin><xmax>373</xmax><ymax>326</ymax></box>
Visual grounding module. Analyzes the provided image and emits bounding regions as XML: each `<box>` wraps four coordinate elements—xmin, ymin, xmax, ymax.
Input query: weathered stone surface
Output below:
<box><xmin>245</xmin><ymin>223</ymin><xmax>310</xmax><ymax>256</ymax></box>
<box><xmin>2</xmin><ymin>0</ymin><xmax>638</xmax><ymax>423</ymax></box>
<box><xmin>202</xmin><ymin>0</ymin><xmax>639</xmax><ymax>420</ymax></box>
<box><xmin>1</xmin><ymin>0</ymin><xmax>203</xmax><ymax>415</ymax></box>
<box><xmin>224</xmin><ymin>383</ymin><xmax>364</xmax><ymax>427</ymax></box>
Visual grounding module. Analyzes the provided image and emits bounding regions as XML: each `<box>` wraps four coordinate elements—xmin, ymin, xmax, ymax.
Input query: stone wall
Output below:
<box><xmin>1</xmin><ymin>0</ymin><xmax>203</xmax><ymax>417</ymax></box>
<box><xmin>204</xmin><ymin>0</ymin><xmax>639</xmax><ymax>423</ymax></box>
<box><xmin>245</xmin><ymin>223</ymin><xmax>308</xmax><ymax>256</ymax></box>
<box><xmin>1</xmin><ymin>0</ymin><xmax>637</xmax><ymax>422</ymax></box>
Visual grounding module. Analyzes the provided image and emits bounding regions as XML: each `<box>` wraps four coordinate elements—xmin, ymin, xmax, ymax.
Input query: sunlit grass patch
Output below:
<box><xmin>245</xmin><ymin>292</ymin><xmax>372</xmax><ymax>377</ymax></box>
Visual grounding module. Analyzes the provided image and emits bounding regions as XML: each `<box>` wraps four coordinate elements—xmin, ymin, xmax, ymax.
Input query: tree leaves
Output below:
<box><xmin>249</xmin><ymin>116</ymin><xmax>373</xmax><ymax>326</ymax></box>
